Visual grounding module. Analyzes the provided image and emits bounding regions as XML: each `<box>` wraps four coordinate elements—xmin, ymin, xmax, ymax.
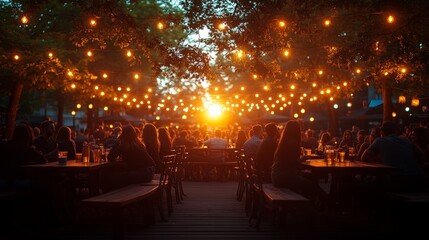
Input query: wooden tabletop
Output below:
<box><xmin>302</xmin><ymin>159</ymin><xmax>393</xmax><ymax>168</ymax></box>
<box><xmin>300</xmin><ymin>159</ymin><xmax>396</xmax><ymax>175</ymax></box>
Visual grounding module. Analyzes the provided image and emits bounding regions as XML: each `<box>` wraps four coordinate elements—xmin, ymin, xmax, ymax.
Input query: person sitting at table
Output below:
<box><xmin>1</xmin><ymin>124</ymin><xmax>47</xmax><ymax>190</ymax></box>
<box><xmin>317</xmin><ymin>131</ymin><xmax>332</xmax><ymax>153</ymax></box>
<box><xmin>1</xmin><ymin>124</ymin><xmax>74</xmax><ymax>224</ymax></box>
<box><xmin>106</xmin><ymin>125</ymin><xmax>156</xmax><ymax>191</ymax></box>
<box><xmin>56</xmin><ymin>126</ymin><xmax>76</xmax><ymax>160</ymax></box>
<box><xmin>103</xmin><ymin>126</ymin><xmax>122</xmax><ymax>149</ymax></box>
<box><xmin>243</xmin><ymin>124</ymin><xmax>263</xmax><ymax>161</ymax></box>
<box><xmin>34</xmin><ymin>120</ymin><xmax>58</xmax><ymax>162</ymax></box>
<box><xmin>202</xmin><ymin>129</ymin><xmax>228</xmax><ymax>180</ymax></box>
<box><xmin>142</xmin><ymin>123</ymin><xmax>163</xmax><ymax>173</ymax></box>
<box><xmin>271</xmin><ymin>120</ymin><xmax>328</xmax><ymax>209</ymax></box>
<box><xmin>235</xmin><ymin>129</ymin><xmax>248</xmax><ymax>150</ymax></box>
<box><xmin>301</xmin><ymin>128</ymin><xmax>318</xmax><ymax>150</ymax></box>
<box><xmin>361</xmin><ymin>121</ymin><xmax>426</xmax><ymax>192</ymax></box>
<box><xmin>203</xmin><ymin>129</ymin><xmax>228</xmax><ymax>149</ymax></box>
<box><xmin>172</xmin><ymin>130</ymin><xmax>197</xmax><ymax>148</ymax></box>
<box><xmin>254</xmin><ymin>122</ymin><xmax>279</xmax><ymax>183</ymax></box>
<box><xmin>356</xmin><ymin>127</ymin><xmax>380</xmax><ymax>162</ymax></box>
<box><xmin>355</xmin><ymin>129</ymin><xmax>367</xmax><ymax>155</ymax></box>
<box><xmin>158</xmin><ymin>127</ymin><xmax>173</xmax><ymax>161</ymax></box>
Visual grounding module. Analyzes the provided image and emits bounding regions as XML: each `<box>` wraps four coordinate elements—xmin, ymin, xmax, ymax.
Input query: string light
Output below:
<box><xmin>21</xmin><ymin>16</ymin><xmax>28</xmax><ymax>24</ymax></box>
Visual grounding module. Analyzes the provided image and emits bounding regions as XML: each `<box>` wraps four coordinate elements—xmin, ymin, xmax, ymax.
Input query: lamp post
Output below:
<box><xmin>71</xmin><ymin>110</ymin><xmax>76</xmax><ymax>131</ymax></box>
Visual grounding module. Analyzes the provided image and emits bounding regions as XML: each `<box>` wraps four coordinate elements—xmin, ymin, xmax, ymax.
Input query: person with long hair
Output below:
<box><xmin>271</xmin><ymin>120</ymin><xmax>327</xmax><ymax>206</ymax></box>
<box><xmin>142</xmin><ymin>123</ymin><xmax>163</xmax><ymax>173</ymax></box>
<box><xmin>1</xmin><ymin>124</ymin><xmax>47</xmax><ymax>190</ymax></box>
<box><xmin>107</xmin><ymin>125</ymin><xmax>155</xmax><ymax>190</ymax></box>
<box><xmin>158</xmin><ymin>127</ymin><xmax>172</xmax><ymax>161</ymax></box>
<box><xmin>235</xmin><ymin>129</ymin><xmax>248</xmax><ymax>150</ymax></box>
<box><xmin>56</xmin><ymin>126</ymin><xmax>76</xmax><ymax>160</ymax></box>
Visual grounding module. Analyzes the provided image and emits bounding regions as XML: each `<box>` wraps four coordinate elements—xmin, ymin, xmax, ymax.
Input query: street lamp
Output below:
<box><xmin>71</xmin><ymin>110</ymin><xmax>76</xmax><ymax>131</ymax></box>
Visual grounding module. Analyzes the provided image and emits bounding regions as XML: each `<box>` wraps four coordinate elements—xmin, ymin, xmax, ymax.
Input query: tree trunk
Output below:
<box><xmin>5</xmin><ymin>82</ymin><xmax>24</xmax><ymax>139</ymax></box>
<box><xmin>382</xmin><ymin>78</ymin><xmax>393</xmax><ymax>122</ymax></box>
<box><xmin>57</xmin><ymin>92</ymin><xmax>64</xmax><ymax>128</ymax></box>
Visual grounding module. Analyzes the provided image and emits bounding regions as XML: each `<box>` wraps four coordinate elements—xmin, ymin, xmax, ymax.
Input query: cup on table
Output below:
<box><xmin>338</xmin><ymin>151</ymin><xmax>346</xmax><ymax>163</ymax></box>
<box><xmin>58</xmin><ymin>151</ymin><xmax>68</xmax><ymax>165</ymax></box>
<box><xmin>75</xmin><ymin>153</ymin><xmax>82</xmax><ymax>162</ymax></box>
<box><xmin>325</xmin><ymin>149</ymin><xmax>336</xmax><ymax>164</ymax></box>
<box><xmin>305</xmin><ymin>149</ymin><xmax>312</xmax><ymax>156</ymax></box>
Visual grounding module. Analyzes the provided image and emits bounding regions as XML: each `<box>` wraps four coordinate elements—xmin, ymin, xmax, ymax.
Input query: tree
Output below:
<box><xmin>180</xmin><ymin>0</ymin><xmax>429</xmax><ymax>132</ymax></box>
<box><xmin>0</xmin><ymin>0</ymin><xmax>97</xmax><ymax>138</ymax></box>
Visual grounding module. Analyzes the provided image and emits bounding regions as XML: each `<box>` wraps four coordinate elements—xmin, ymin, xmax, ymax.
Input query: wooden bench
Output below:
<box><xmin>78</xmin><ymin>184</ymin><xmax>160</xmax><ymax>239</ymax></box>
<box><xmin>262</xmin><ymin>184</ymin><xmax>310</xmax><ymax>204</ymax></box>
<box><xmin>248</xmin><ymin>181</ymin><xmax>310</xmax><ymax>230</ymax></box>
<box><xmin>262</xmin><ymin>184</ymin><xmax>310</xmax><ymax>226</ymax></box>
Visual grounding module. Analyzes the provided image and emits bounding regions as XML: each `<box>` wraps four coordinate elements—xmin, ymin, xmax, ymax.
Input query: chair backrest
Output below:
<box><xmin>207</xmin><ymin>148</ymin><xmax>225</xmax><ymax>162</ymax></box>
<box><xmin>159</xmin><ymin>154</ymin><xmax>176</xmax><ymax>186</ymax></box>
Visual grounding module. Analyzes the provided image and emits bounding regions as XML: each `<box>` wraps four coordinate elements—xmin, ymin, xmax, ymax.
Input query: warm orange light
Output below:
<box><xmin>236</xmin><ymin>50</ymin><xmax>244</xmax><ymax>59</ymax></box>
<box><xmin>157</xmin><ymin>22</ymin><xmax>164</xmax><ymax>29</ymax></box>
<box><xmin>218</xmin><ymin>23</ymin><xmax>226</xmax><ymax>30</ymax></box>
<box><xmin>278</xmin><ymin>21</ymin><xmax>286</xmax><ymax>27</ymax></box>
<box><xmin>398</xmin><ymin>95</ymin><xmax>406</xmax><ymax>104</ymax></box>
<box><xmin>208</xmin><ymin>104</ymin><xmax>222</xmax><ymax>117</ymax></box>
<box><xmin>102</xmin><ymin>73</ymin><xmax>108</xmax><ymax>78</ymax></box>
<box><xmin>90</xmin><ymin>19</ymin><xmax>97</xmax><ymax>26</ymax></box>
<box><xmin>411</xmin><ymin>98</ymin><xmax>420</xmax><ymax>107</ymax></box>
<box><xmin>13</xmin><ymin>54</ymin><xmax>20</xmax><ymax>60</ymax></box>
<box><xmin>48</xmin><ymin>52</ymin><xmax>53</xmax><ymax>58</ymax></box>
<box><xmin>283</xmin><ymin>50</ymin><xmax>290</xmax><ymax>57</ymax></box>
<box><xmin>126</xmin><ymin>50</ymin><xmax>132</xmax><ymax>57</ymax></box>
<box><xmin>21</xmin><ymin>16</ymin><xmax>28</xmax><ymax>24</ymax></box>
<box><xmin>387</xmin><ymin>15</ymin><xmax>394</xmax><ymax>24</ymax></box>
<box><xmin>87</xmin><ymin>51</ymin><xmax>93</xmax><ymax>57</ymax></box>
<box><xmin>324</xmin><ymin>19</ymin><xmax>331</xmax><ymax>26</ymax></box>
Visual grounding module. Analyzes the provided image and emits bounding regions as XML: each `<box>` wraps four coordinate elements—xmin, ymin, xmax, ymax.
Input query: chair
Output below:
<box><xmin>245</xmin><ymin>158</ymin><xmax>264</xmax><ymax>230</ymax></box>
<box><xmin>172</xmin><ymin>145</ymin><xmax>186</xmax><ymax>203</ymax></box>
<box><xmin>236</xmin><ymin>151</ymin><xmax>246</xmax><ymax>201</ymax></box>
<box><xmin>159</xmin><ymin>154</ymin><xmax>176</xmax><ymax>216</ymax></box>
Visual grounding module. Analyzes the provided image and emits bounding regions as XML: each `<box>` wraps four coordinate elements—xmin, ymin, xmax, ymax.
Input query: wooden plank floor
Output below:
<box><xmin>3</xmin><ymin>180</ymin><xmax>424</xmax><ymax>239</ymax></box>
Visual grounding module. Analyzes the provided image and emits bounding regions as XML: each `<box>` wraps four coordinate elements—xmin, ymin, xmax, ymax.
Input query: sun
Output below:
<box><xmin>208</xmin><ymin>104</ymin><xmax>222</xmax><ymax>117</ymax></box>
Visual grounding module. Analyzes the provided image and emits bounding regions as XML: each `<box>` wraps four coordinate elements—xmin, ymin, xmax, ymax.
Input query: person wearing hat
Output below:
<box><xmin>362</xmin><ymin>121</ymin><xmax>426</xmax><ymax>192</ymax></box>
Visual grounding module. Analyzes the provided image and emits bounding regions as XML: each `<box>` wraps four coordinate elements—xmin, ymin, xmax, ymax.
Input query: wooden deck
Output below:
<box><xmin>2</xmin><ymin>180</ymin><xmax>426</xmax><ymax>239</ymax></box>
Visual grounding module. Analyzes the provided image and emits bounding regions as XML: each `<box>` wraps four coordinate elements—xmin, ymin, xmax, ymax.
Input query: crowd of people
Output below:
<box><xmin>1</xmin><ymin>117</ymin><xmax>429</xmax><ymax>216</ymax></box>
